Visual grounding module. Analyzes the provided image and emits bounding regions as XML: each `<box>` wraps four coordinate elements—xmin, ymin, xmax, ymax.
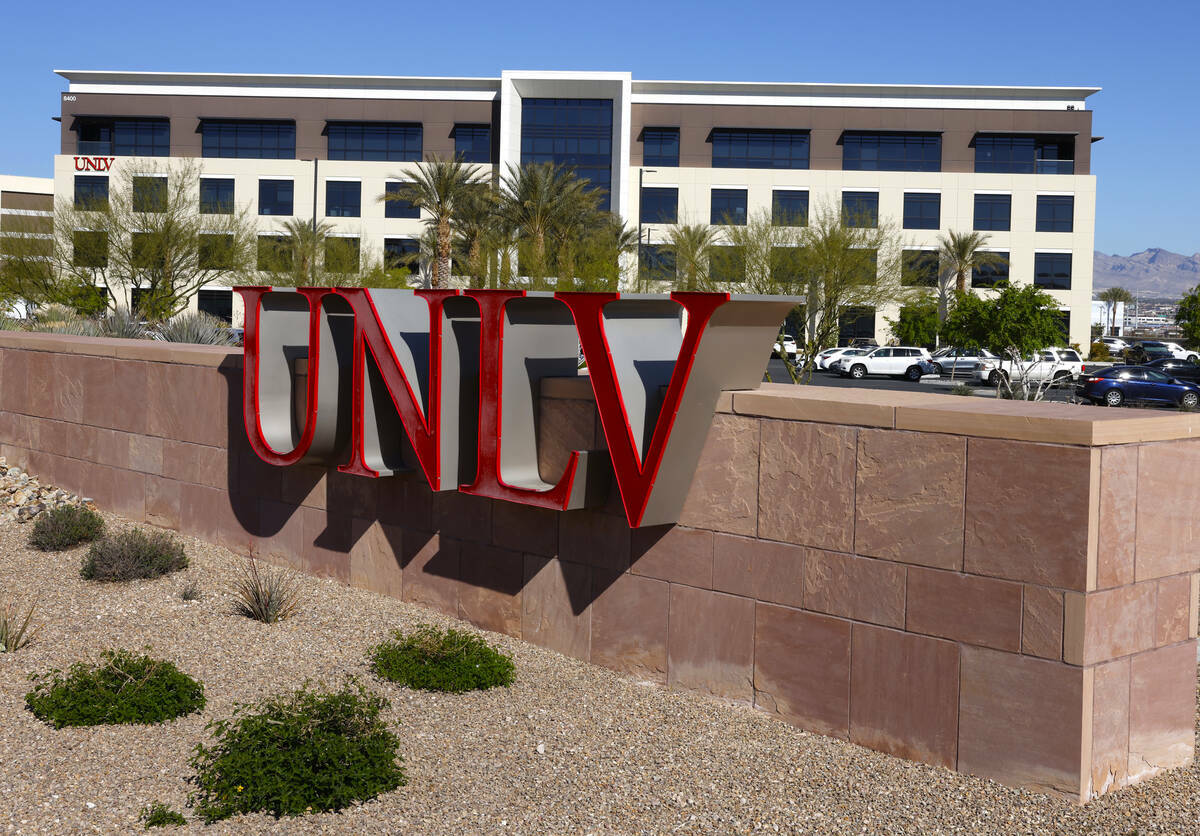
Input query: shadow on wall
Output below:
<box><xmin>217</xmin><ymin>358</ymin><xmax>676</xmax><ymax>619</ymax></box>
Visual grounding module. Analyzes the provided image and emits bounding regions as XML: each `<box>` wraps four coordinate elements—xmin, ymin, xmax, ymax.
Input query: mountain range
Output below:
<box><xmin>1093</xmin><ymin>249</ymin><xmax>1200</xmax><ymax>299</ymax></box>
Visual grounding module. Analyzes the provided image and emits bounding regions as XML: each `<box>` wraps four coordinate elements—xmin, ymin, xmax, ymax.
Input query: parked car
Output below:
<box><xmin>1078</xmin><ymin>366</ymin><xmax>1200</xmax><ymax>408</ymax></box>
<box><xmin>837</xmin><ymin>346</ymin><xmax>933</xmax><ymax>381</ymax></box>
<box><xmin>972</xmin><ymin>347</ymin><xmax>1084</xmax><ymax>386</ymax></box>
<box><xmin>1142</xmin><ymin>357</ymin><xmax>1200</xmax><ymax>382</ymax></box>
<box><xmin>1099</xmin><ymin>336</ymin><xmax>1128</xmax><ymax>354</ymax></box>
<box><xmin>929</xmin><ymin>346</ymin><xmax>999</xmax><ymax>378</ymax></box>
<box><xmin>1126</xmin><ymin>340</ymin><xmax>1198</xmax><ymax>363</ymax></box>
<box><xmin>818</xmin><ymin>347</ymin><xmax>867</xmax><ymax>370</ymax></box>
<box><xmin>773</xmin><ymin>334</ymin><xmax>798</xmax><ymax>360</ymax></box>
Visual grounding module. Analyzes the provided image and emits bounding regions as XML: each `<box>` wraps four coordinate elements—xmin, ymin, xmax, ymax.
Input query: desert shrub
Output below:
<box><xmin>139</xmin><ymin>802</ymin><xmax>186</xmax><ymax>829</ymax></box>
<box><xmin>188</xmin><ymin>680</ymin><xmax>405</xmax><ymax>823</ymax></box>
<box><xmin>949</xmin><ymin>383</ymin><xmax>974</xmax><ymax>397</ymax></box>
<box><xmin>156</xmin><ymin>312</ymin><xmax>237</xmax><ymax>346</ymax></box>
<box><xmin>369</xmin><ymin>624</ymin><xmax>515</xmax><ymax>693</ymax></box>
<box><xmin>99</xmin><ymin>309</ymin><xmax>148</xmax><ymax>339</ymax></box>
<box><xmin>0</xmin><ymin>596</ymin><xmax>39</xmax><ymax>652</ymax></box>
<box><xmin>29</xmin><ymin>504</ymin><xmax>105</xmax><ymax>551</ymax></box>
<box><xmin>179</xmin><ymin>578</ymin><xmax>203</xmax><ymax>602</ymax></box>
<box><xmin>1089</xmin><ymin>341</ymin><xmax>1111</xmax><ymax>361</ymax></box>
<box><xmin>33</xmin><ymin>316</ymin><xmax>102</xmax><ymax>336</ymax></box>
<box><xmin>25</xmin><ymin>649</ymin><xmax>205</xmax><ymax>728</ymax></box>
<box><xmin>80</xmin><ymin>528</ymin><xmax>188</xmax><ymax>582</ymax></box>
<box><xmin>229</xmin><ymin>558</ymin><xmax>302</xmax><ymax>623</ymax></box>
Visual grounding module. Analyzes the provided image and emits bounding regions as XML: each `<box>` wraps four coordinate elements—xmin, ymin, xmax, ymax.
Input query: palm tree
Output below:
<box><xmin>663</xmin><ymin>223</ymin><xmax>719</xmax><ymax>291</ymax></box>
<box><xmin>452</xmin><ymin>184</ymin><xmax>497</xmax><ymax>289</ymax></box>
<box><xmin>384</xmin><ymin>157</ymin><xmax>485</xmax><ymax>288</ymax></box>
<box><xmin>936</xmin><ymin>230</ymin><xmax>1007</xmax><ymax>320</ymax></box>
<box><xmin>274</xmin><ymin>217</ymin><xmax>336</xmax><ymax>286</ymax></box>
<box><xmin>498</xmin><ymin>162</ymin><xmax>600</xmax><ymax>286</ymax></box>
<box><xmin>1098</xmin><ymin>286</ymin><xmax>1134</xmax><ymax>336</ymax></box>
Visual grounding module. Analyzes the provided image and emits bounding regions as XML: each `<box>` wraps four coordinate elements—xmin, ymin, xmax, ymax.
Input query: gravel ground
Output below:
<box><xmin>2</xmin><ymin>513</ymin><xmax>1199</xmax><ymax>835</ymax></box>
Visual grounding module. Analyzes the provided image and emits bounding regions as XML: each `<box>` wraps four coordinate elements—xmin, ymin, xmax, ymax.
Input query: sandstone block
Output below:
<box><xmin>590</xmin><ymin>570</ymin><xmax>669</xmax><ymax>683</ymax></box>
<box><xmin>905</xmin><ymin>566</ymin><xmax>1022</xmax><ymax>651</ymax></box>
<box><xmin>803</xmin><ymin>549</ymin><xmax>905</xmax><ymax>628</ymax></box>
<box><xmin>1096</xmin><ymin>445</ymin><xmax>1137</xmax><ymax>589</ymax></box>
<box><xmin>1136</xmin><ymin>442</ymin><xmax>1200</xmax><ymax>581</ymax></box>
<box><xmin>457</xmin><ymin>542</ymin><xmax>524</xmax><ymax>638</ymax></box>
<box><xmin>758</xmin><ymin>420</ymin><xmax>855</xmax><ymax>550</ymax></box>
<box><xmin>667</xmin><ymin>586</ymin><xmax>755</xmax><ymax>702</ymax></box>
<box><xmin>680</xmin><ymin>414</ymin><xmax>760</xmax><ymax>537</ymax></box>
<box><xmin>753</xmin><ymin>603</ymin><xmax>850</xmax><ymax>737</ymax></box>
<box><xmin>522</xmin><ymin>556</ymin><xmax>591</xmax><ymax>660</ymax></box>
<box><xmin>712</xmin><ymin>534</ymin><xmax>804</xmax><ymax>608</ymax></box>
<box><xmin>1090</xmin><ymin>658</ymin><xmax>1130</xmax><ymax>798</ymax></box>
<box><xmin>631</xmin><ymin>525</ymin><xmax>713</xmax><ymax>588</ymax></box>
<box><xmin>1128</xmin><ymin>641</ymin><xmax>1197</xmax><ymax>780</ymax></box>
<box><xmin>1022</xmin><ymin>585</ymin><xmax>1064</xmax><ymax>660</ymax></box>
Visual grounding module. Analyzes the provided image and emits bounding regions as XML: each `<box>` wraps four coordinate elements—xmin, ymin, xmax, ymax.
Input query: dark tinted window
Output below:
<box><xmin>384</xmin><ymin>238</ymin><xmax>420</xmax><ymax>275</ymax></box>
<box><xmin>642</xmin><ymin>127</ymin><xmax>680</xmax><ymax>167</ymax></box>
<box><xmin>384</xmin><ymin>182</ymin><xmax>420</xmax><ymax>219</ymax></box>
<box><xmin>328</xmin><ymin>122</ymin><xmax>422</xmax><ymax>161</ymax></box>
<box><xmin>131</xmin><ymin>232</ymin><xmax>162</xmax><ymax>269</ymax></box>
<box><xmin>74</xmin><ymin>175</ymin><xmax>108</xmax><ymax>210</ymax></box>
<box><xmin>325</xmin><ymin>181</ymin><xmax>361</xmax><ymax>218</ymax></box>
<box><xmin>974</xmin><ymin>194</ymin><xmax>1011</xmax><ymax>231</ymax></box>
<box><xmin>903</xmin><ymin>192</ymin><xmax>940</xmax><ymax>229</ymax></box>
<box><xmin>712</xmin><ymin>129</ymin><xmax>809</xmax><ymax>169</ymax></box>
<box><xmin>975</xmin><ymin>134</ymin><xmax>1075</xmax><ymax>174</ymax></box>
<box><xmin>842</xmin><ymin>132</ymin><xmax>940</xmax><ymax>172</ymax></box>
<box><xmin>257</xmin><ymin>235</ymin><xmax>291</xmax><ymax>271</ymax></box>
<box><xmin>711</xmin><ymin>189</ymin><xmax>747</xmax><ymax>225</ymax></box>
<box><xmin>972</xmin><ymin>252</ymin><xmax>1009</xmax><ymax>288</ymax></box>
<box><xmin>202</xmin><ymin>120</ymin><xmax>295</xmax><ymax>159</ymax></box>
<box><xmin>325</xmin><ymin>237</ymin><xmax>360</xmax><ymax>273</ymax></box>
<box><xmin>842</xmin><ymin>192</ymin><xmax>878</xmax><ymax>228</ymax></box>
<box><xmin>838</xmin><ymin>306</ymin><xmax>875</xmax><ymax>345</ymax></box>
<box><xmin>197</xmin><ymin>234</ymin><xmax>234</xmax><ymax>270</ymax></box>
<box><xmin>902</xmin><ymin>250</ymin><xmax>939</xmax><ymax>287</ymax></box>
<box><xmin>132</xmin><ymin>176</ymin><xmax>167</xmax><ymax>213</ymax></box>
<box><xmin>72</xmin><ymin>230</ymin><xmax>107</xmax><ymax>267</ymax></box>
<box><xmin>521</xmin><ymin>98</ymin><xmax>614</xmax><ymax>211</ymax></box>
<box><xmin>640</xmin><ymin>187</ymin><xmax>678</xmax><ymax>224</ymax></box>
<box><xmin>76</xmin><ymin>117</ymin><xmax>169</xmax><ymax>156</ymax></box>
<box><xmin>772</xmin><ymin>190</ymin><xmax>809</xmax><ymax>226</ymax></box>
<box><xmin>710</xmin><ymin>246</ymin><xmax>745</xmax><ymax>283</ymax></box>
<box><xmin>1036</xmin><ymin>195</ymin><xmax>1074</xmax><ymax>232</ymax></box>
<box><xmin>453</xmin><ymin>124</ymin><xmax>491</xmax><ymax>163</ymax></box>
<box><xmin>199</xmin><ymin>178</ymin><xmax>234</xmax><ymax>214</ymax></box>
<box><xmin>639</xmin><ymin>244</ymin><xmax>676</xmax><ymax>283</ymax></box>
<box><xmin>258</xmin><ymin>180</ymin><xmax>294</xmax><ymax>216</ymax></box>
<box><xmin>1034</xmin><ymin>253</ymin><xmax>1072</xmax><ymax>290</ymax></box>
<box><xmin>197</xmin><ymin>289</ymin><xmax>233</xmax><ymax>323</ymax></box>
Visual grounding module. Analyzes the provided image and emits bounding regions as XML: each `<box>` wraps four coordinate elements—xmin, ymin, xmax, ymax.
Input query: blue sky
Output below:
<box><xmin>2</xmin><ymin>0</ymin><xmax>1196</xmax><ymax>256</ymax></box>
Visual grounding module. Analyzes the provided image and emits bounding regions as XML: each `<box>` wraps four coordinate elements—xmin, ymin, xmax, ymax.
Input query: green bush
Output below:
<box><xmin>949</xmin><ymin>383</ymin><xmax>974</xmax><ymax>397</ymax></box>
<box><xmin>29</xmin><ymin>504</ymin><xmax>105</xmax><ymax>551</ymax></box>
<box><xmin>139</xmin><ymin>802</ymin><xmax>186</xmax><ymax>829</ymax></box>
<box><xmin>188</xmin><ymin>680</ymin><xmax>405</xmax><ymax>823</ymax></box>
<box><xmin>369</xmin><ymin>624</ymin><xmax>515</xmax><ymax>693</ymax></box>
<box><xmin>80</xmin><ymin>528</ymin><xmax>188</xmax><ymax>582</ymax></box>
<box><xmin>1089</xmin><ymin>341</ymin><xmax>1111</xmax><ymax>361</ymax></box>
<box><xmin>25</xmin><ymin>649</ymin><xmax>205</xmax><ymax>728</ymax></box>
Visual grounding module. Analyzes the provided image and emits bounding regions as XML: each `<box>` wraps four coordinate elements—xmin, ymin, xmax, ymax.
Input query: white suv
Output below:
<box><xmin>837</xmin><ymin>346</ymin><xmax>933</xmax><ymax>381</ymax></box>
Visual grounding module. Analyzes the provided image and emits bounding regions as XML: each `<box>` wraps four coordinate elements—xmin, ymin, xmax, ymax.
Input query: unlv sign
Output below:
<box><xmin>236</xmin><ymin>288</ymin><xmax>795</xmax><ymax>528</ymax></box>
<box><xmin>73</xmin><ymin>156</ymin><xmax>114</xmax><ymax>171</ymax></box>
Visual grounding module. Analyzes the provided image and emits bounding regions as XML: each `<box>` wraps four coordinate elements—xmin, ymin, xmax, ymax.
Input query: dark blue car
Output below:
<box><xmin>1079</xmin><ymin>366</ymin><xmax>1200</xmax><ymax>408</ymax></box>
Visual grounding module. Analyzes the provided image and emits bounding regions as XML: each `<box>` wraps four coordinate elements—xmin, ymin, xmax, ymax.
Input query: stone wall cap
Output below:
<box><xmin>0</xmin><ymin>330</ymin><xmax>240</xmax><ymax>367</ymax></box>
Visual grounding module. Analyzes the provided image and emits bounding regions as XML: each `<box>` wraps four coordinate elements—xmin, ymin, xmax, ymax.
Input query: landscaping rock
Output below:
<box><xmin>0</xmin><ymin>458</ymin><xmax>94</xmax><ymax>525</ymax></box>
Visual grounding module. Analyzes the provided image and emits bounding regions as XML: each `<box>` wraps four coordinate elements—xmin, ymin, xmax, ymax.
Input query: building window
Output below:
<box><xmin>974</xmin><ymin>194</ymin><xmax>1011</xmax><ymax>231</ymax></box>
<box><xmin>639</xmin><ymin>244</ymin><xmax>676</xmax><ymax>283</ymax></box>
<box><xmin>384</xmin><ymin>182</ymin><xmax>420</xmax><ymax>219</ymax></box>
<box><xmin>74</xmin><ymin>175</ymin><xmax>108</xmax><ymax>210</ymax></box>
<box><xmin>971</xmin><ymin>253</ymin><xmax>1010</xmax><ymax>288</ymax></box>
<box><xmin>130</xmin><ymin>287</ymin><xmax>154</xmax><ymax>315</ymax></box>
<box><xmin>710</xmin><ymin>246</ymin><xmax>746</xmax><ymax>283</ymax></box>
<box><xmin>384</xmin><ymin>238</ymin><xmax>421</xmax><ymax>276</ymax></box>
<box><xmin>640</xmin><ymin>187</ymin><xmax>678</xmax><ymax>224</ymax></box>
<box><xmin>842</xmin><ymin>132</ymin><xmax>941</xmax><ymax>172</ymax></box>
<box><xmin>772</xmin><ymin>190</ymin><xmax>808</xmax><ymax>226</ymax></box>
<box><xmin>199</xmin><ymin>178</ymin><xmax>234</xmax><ymax>214</ymax></box>
<box><xmin>132</xmin><ymin>176</ymin><xmax>167</xmax><ymax>213</ymax></box>
<box><xmin>197</xmin><ymin>289</ymin><xmax>233</xmax><ymax>323</ymax></box>
<box><xmin>903</xmin><ymin>192</ymin><xmax>940</xmax><ymax>230</ymax></box>
<box><xmin>131</xmin><ymin>232</ymin><xmax>163</xmax><ymax>269</ymax></box>
<box><xmin>711</xmin><ymin>129</ymin><xmax>809</xmax><ymax>169</ymax></box>
<box><xmin>642</xmin><ymin>127</ymin><xmax>680</xmax><ymax>167</ymax></box>
<box><xmin>770</xmin><ymin>246</ymin><xmax>804</xmax><ymax>284</ymax></box>
<box><xmin>974</xmin><ymin>134</ymin><xmax>1075</xmax><ymax>174</ymax></box>
<box><xmin>75</xmin><ymin>117</ymin><xmax>170</xmax><ymax>156</ymax></box>
<box><xmin>452</xmin><ymin>124</ymin><xmax>491</xmax><ymax>163</ymax></box>
<box><xmin>72</xmin><ymin>230</ymin><xmax>107</xmax><ymax>267</ymax></box>
<box><xmin>1034</xmin><ymin>253</ymin><xmax>1072</xmax><ymax>290</ymax></box>
<box><xmin>259</xmin><ymin>180</ymin><xmax>293</xmax><ymax>216</ymax></box>
<box><xmin>838</xmin><ymin>306</ymin><xmax>875</xmax><ymax>346</ymax></box>
<box><xmin>325</xmin><ymin>237</ymin><xmax>360</xmax><ymax>273</ymax></box>
<box><xmin>902</xmin><ymin>250</ymin><xmax>940</xmax><ymax>287</ymax></box>
<box><xmin>711</xmin><ymin>189</ymin><xmax>747</xmax><ymax>225</ymax></box>
<box><xmin>257</xmin><ymin>235</ymin><xmax>292</xmax><ymax>272</ymax></box>
<box><xmin>521</xmin><ymin>98</ymin><xmax>614</xmax><ymax>210</ymax></box>
<box><xmin>842</xmin><ymin>192</ymin><xmax>878</xmax><ymax>228</ymax></box>
<box><xmin>201</xmin><ymin>120</ymin><xmax>296</xmax><ymax>159</ymax></box>
<box><xmin>327</xmin><ymin>122</ymin><xmax>422</xmax><ymax>162</ymax></box>
<box><xmin>326</xmin><ymin>181</ymin><xmax>361</xmax><ymax>218</ymax></box>
<box><xmin>197</xmin><ymin>234</ymin><xmax>234</xmax><ymax>270</ymax></box>
<box><xmin>1036</xmin><ymin>195</ymin><xmax>1074</xmax><ymax>232</ymax></box>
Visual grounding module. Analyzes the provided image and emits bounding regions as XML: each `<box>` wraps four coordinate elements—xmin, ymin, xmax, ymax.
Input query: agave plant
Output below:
<box><xmin>32</xmin><ymin>316</ymin><xmax>102</xmax><ymax>337</ymax></box>
<box><xmin>156</xmin><ymin>312</ymin><xmax>237</xmax><ymax>346</ymax></box>
<box><xmin>98</xmin><ymin>308</ymin><xmax>148</xmax><ymax>339</ymax></box>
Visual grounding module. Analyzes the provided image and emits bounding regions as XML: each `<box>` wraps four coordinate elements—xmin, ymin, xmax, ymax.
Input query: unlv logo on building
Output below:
<box><xmin>236</xmin><ymin>288</ymin><xmax>795</xmax><ymax>528</ymax></box>
<box><xmin>73</xmin><ymin>156</ymin><xmax>115</xmax><ymax>171</ymax></box>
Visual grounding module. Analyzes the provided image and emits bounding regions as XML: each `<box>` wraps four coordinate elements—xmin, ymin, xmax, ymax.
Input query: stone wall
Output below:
<box><xmin>0</xmin><ymin>331</ymin><xmax>1196</xmax><ymax>802</ymax></box>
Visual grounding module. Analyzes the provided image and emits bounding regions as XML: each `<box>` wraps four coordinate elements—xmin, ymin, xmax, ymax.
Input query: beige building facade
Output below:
<box><xmin>51</xmin><ymin>70</ymin><xmax>1099</xmax><ymax>346</ymax></box>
